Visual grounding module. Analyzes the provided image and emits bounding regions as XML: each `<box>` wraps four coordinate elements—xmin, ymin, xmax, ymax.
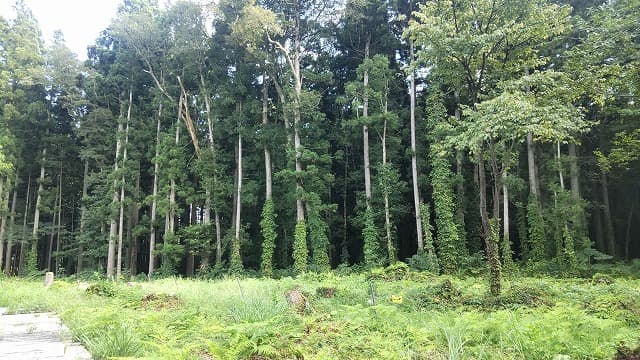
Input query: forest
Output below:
<box><xmin>0</xmin><ymin>0</ymin><xmax>639</xmax><ymax>290</ymax></box>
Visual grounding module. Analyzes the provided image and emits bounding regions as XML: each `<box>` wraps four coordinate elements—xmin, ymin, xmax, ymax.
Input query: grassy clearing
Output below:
<box><xmin>1</xmin><ymin>268</ymin><xmax>639</xmax><ymax>359</ymax></box>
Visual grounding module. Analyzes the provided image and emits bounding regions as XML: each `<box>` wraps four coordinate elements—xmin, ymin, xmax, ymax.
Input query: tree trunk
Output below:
<box><xmin>454</xmin><ymin>92</ymin><xmax>466</xmax><ymax>238</ymax></box>
<box><xmin>234</xmin><ymin>131</ymin><xmax>243</xmax><ymax>266</ymax></box>
<box><xmin>19</xmin><ymin>173</ymin><xmax>31</xmax><ymax>274</ymax></box>
<box><xmin>77</xmin><ymin>160</ymin><xmax>88</xmax><ymax>275</ymax></box>
<box><xmin>47</xmin><ymin>177</ymin><xmax>59</xmax><ymax>272</ymax></box>
<box><xmin>593</xmin><ymin>198</ymin><xmax>605</xmax><ymax>252</ymax></box>
<box><xmin>186</xmin><ymin>203</ymin><xmax>195</xmax><ymax>277</ymax></box>
<box><xmin>128</xmin><ymin>166</ymin><xmax>140</xmax><ymax>276</ymax></box>
<box><xmin>201</xmin><ymin>74</ymin><xmax>220</xmax><ymax>269</ymax></box>
<box><xmin>409</xmin><ymin>38</ymin><xmax>424</xmax><ymax>253</ymax></box>
<box><xmin>107</xmin><ymin>111</ymin><xmax>124</xmax><ymax>279</ymax></box>
<box><xmin>31</xmin><ymin>148</ymin><xmax>47</xmax><ymax>271</ymax></box>
<box><xmin>0</xmin><ymin>176</ymin><xmax>9</xmax><ymax>272</ymax></box>
<box><xmin>4</xmin><ymin>172</ymin><xmax>18</xmax><ymax>275</ymax></box>
<box><xmin>55</xmin><ymin>167</ymin><xmax>63</xmax><ymax>274</ymax></box>
<box><xmin>601</xmin><ymin>171</ymin><xmax>615</xmax><ymax>256</ymax></box>
<box><xmin>478</xmin><ymin>155</ymin><xmax>501</xmax><ymax>296</ymax></box>
<box><xmin>527</xmin><ymin>132</ymin><xmax>539</xmax><ymax>200</ymax></box>
<box><xmin>363</xmin><ymin>37</ymin><xmax>372</xmax><ymax>209</ymax></box>
<box><xmin>502</xmin><ymin>169</ymin><xmax>511</xmax><ymax>265</ymax></box>
<box><xmin>382</xmin><ymin>120</ymin><xmax>394</xmax><ymax>263</ymax></box>
<box><xmin>148</xmin><ymin>103</ymin><xmax>162</xmax><ymax>279</ymax></box>
<box><xmin>624</xmin><ymin>199</ymin><xmax>634</xmax><ymax>261</ymax></box>
<box><xmin>117</xmin><ymin>91</ymin><xmax>132</xmax><ymax>279</ymax></box>
<box><xmin>568</xmin><ymin>143</ymin><xmax>580</xmax><ymax>197</ymax></box>
<box><xmin>263</xmin><ymin>73</ymin><xmax>273</xmax><ymax>202</ymax></box>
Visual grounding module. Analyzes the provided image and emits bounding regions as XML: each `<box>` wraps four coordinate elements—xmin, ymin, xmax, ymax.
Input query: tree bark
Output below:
<box><xmin>382</xmin><ymin>119</ymin><xmax>394</xmax><ymax>262</ymax></box>
<box><xmin>55</xmin><ymin>167</ymin><xmax>63</xmax><ymax>274</ymax></box>
<box><xmin>32</xmin><ymin>148</ymin><xmax>47</xmax><ymax>271</ymax></box>
<box><xmin>47</xmin><ymin>177</ymin><xmax>59</xmax><ymax>272</ymax></box>
<box><xmin>624</xmin><ymin>199</ymin><xmax>634</xmax><ymax>262</ymax></box>
<box><xmin>77</xmin><ymin>160</ymin><xmax>88</xmax><ymax>275</ymax></box>
<box><xmin>128</xmin><ymin>165</ymin><xmax>140</xmax><ymax>276</ymax></box>
<box><xmin>601</xmin><ymin>171</ymin><xmax>615</xmax><ymax>256</ymax></box>
<box><xmin>148</xmin><ymin>103</ymin><xmax>162</xmax><ymax>279</ymax></box>
<box><xmin>19</xmin><ymin>173</ymin><xmax>31</xmax><ymax>274</ymax></box>
<box><xmin>568</xmin><ymin>143</ymin><xmax>580</xmax><ymax>198</ymax></box>
<box><xmin>478</xmin><ymin>155</ymin><xmax>501</xmax><ymax>296</ymax></box>
<box><xmin>363</xmin><ymin>37</ymin><xmax>372</xmax><ymax>209</ymax></box>
<box><xmin>4</xmin><ymin>171</ymin><xmax>18</xmax><ymax>275</ymax></box>
<box><xmin>526</xmin><ymin>132</ymin><xmax>539</xmax><ymax>200</ymax></box>
<box><xmin>0</xmin><ymin>176</ymin><xmax>9</xmax><ymax>272</ymax></box>
<box><xmin>107</xmin><ymin>110</ymin><xmax>124</xmax><ymax>279</ymax></box>
<box><xmin>409</xmin><ymin>38</ymin><xmax>424</xmax><ymax>253</ymax></box>
<box><xmin>263</xmin><ymin>73</ymin><xmax>273</xmax><ymax>201</ymax></box>
<box><xmin>502</xmin><ymin>169</ymin><xmax>510</xmax><ymax>264</ymax></box>
<box><xmin>234</xmin><ymin>131</ymin><xmax>243</xmax><ymax>266</ymax></box>
<box><xmin>117</xmin><ymin>91</ymin><xmax>132</xmax><ymax>279</ymax></box>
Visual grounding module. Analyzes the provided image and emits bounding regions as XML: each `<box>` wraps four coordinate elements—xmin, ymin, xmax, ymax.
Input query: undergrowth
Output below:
<box><xmin>1</xmin><ymin>265</ymin><xmax>639</xmax><ymax>359</ymax></box>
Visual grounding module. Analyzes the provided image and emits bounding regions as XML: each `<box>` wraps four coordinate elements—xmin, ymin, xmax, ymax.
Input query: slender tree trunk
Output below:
<box><xmin>19</xmin><ymin>173</ymin><xmax>31</xmax><ymax>274</ymax></box>
<box><xmin>593</xmin><ymin>197</ymin><xmax>605</xmax><ymax>252</ymax></box>
<box><xmin>381</xmin><ymin>120</ymin><xmax>394</xmax><ymax>263</ymax></box>
<box><xmin>363</xmin><ymin>37</ymin><xmax>372</xmax><ymax>209</ymax></box>
<box><xmin>502</xmin><ymin>168</ymin><xmax>511</xmax><ymax>264</ymax></box>
<box><xmin>55</xmin><ymin>168</ymin><xmax>63</xmax><ymax>274</ymax></box>
<box><xmin>342</xmin><ymin>139</ymin><xmax>349</xmax><ymax>264</ymax></box>
<box><xmin>107</xmin><ymin>111</ymin><xmax>124</xmax><ymax>279</ymax></box>
<box><xmin>117</xmin><ymin>92</ymin><xmax>132</xmax><ymax>279</ymax></box>
<box><xmin>186</xmin><ymin>203</ymin><xmax>195</xmax><ymax>277</ymax></box>
<box><xmin>4</xmin><ymin>172</ymin><xmax>18</xmax><ymax>275</ymax></box>
<box><xmin>601</xmin><ymin>171</ymin><xmax>615</xmax><ymax>256</ymax></box>
<box><xmin>129</xmin><ymin>166</ymin><xmax>140</xmax><ymax>276</ymax></box>
<box><xmin>557</xmin><ymin>142</ymin><xmax>565</xmax><ymax>190</ymax></box>
<box><xmin>478</xmin><ymin>154</ymin><xmax>501</xmax><ymax>296</ymax></box>
<box><xmin>148</xmin><ymin>103</ymin><xmax>162</xmax><ymax>279</ymax></box>
<box><xmin>263</xmin><ymin>73</ymin><xmax>273</xmax><ymax>202</ymax></box>
<box><xmin>624</xmin><ymin>199</ymin><xmax>634</xmax><ymax>261</ymax></box>
<box><xmin>234</xmin><ymin>131</ymin><xmax>243</xmax><ymax>265</ymax></box>
<box><xmin>32</xmin><ymin>148</ymin><xmax>47</xmax><ymax>271</ymax></box>
<box><xmin>47</xmin><ymin>177</ymin><xmax>59</xmax><ymax>272</ymax></box>
<box><xmin>527</xmin><ymin>133</ymin><xmax>539</xmax><ymax>200</ymax></box>
<box><xmin>409</xmin><ymin>39</ymin><xmax>424</xmax><ymax>253</ymax></box>
<box><xmin>0</xmin><ymin>176</ymin><xmax>9</xmax><ymax>272</ymax></box>
<box><xmin>568</xmin><ymin>143</ymin><xmax>580</xmax><ymax>196</ymax></box>
<box><xmin>77</xmin><ymin>160</ymin><xmax>88</xmax><ymax>275</ymax></box>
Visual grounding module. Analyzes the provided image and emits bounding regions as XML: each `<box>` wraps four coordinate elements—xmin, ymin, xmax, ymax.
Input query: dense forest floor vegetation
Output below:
<box><xmin>2</xmin><ymin>263</ymin><xmax>640</xmax><ymax>360</ymax></box>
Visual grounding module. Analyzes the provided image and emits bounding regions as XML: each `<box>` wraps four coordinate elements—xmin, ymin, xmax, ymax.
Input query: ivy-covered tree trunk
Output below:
<box><xmin>261</xmin><ymin>74</ymin><xmax>277</xmax><ymax>277</ymax></box>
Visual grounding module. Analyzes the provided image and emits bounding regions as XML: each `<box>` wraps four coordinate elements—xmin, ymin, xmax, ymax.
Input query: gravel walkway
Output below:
<box><xmin>0</xmin><ymin>308</ymin><xmax>92</xmax><ymax>360</ymax></box>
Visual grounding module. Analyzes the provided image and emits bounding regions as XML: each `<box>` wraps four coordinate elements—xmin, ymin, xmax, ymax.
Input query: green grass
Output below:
<box><xmin>1</xmin><ymin>269</ymin><xmax>639</xmax><ymax>359</ymax></box>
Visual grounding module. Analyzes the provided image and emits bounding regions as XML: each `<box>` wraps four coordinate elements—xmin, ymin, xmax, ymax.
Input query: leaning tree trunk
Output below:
<box><xmin>409</xmin><ymin>38</ymin><xmax>424</xmax><ymax>253</ymax></box>
<box><xmin>4</xmin><ymin>171</ymin><xmax>18</xmax><ymax>275</ymax></box>
<box><xmin>148</xmin><ymin>103</ymin><xmax>162</xmax><ymax>279</ymax></box>
<box><xmin>116</xmin><ymin>92</ymin><xmax>132</xmax><ymax>279</ymax></box>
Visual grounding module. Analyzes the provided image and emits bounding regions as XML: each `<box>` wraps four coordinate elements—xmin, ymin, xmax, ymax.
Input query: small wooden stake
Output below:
<box><xmin>44</xmin><ymin>272</ymin><xmax>54</xmax><ymax>288</ymax></box>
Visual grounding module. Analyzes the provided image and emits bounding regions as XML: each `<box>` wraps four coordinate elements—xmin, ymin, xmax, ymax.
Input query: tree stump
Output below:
<box><xmin>285</xmin><ymin>290</ymin><xmax>310</xmax><ymax>313</ymax></box>
<box><xmin>44</xmin><ymin>272</ymin><xmax>54</xmax><ymax>288</ymax></box>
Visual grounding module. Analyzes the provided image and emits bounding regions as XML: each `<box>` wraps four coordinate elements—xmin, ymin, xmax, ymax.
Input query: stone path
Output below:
<box><xmin>0</xmin><ymin>308</ymin><xmax>92</xmax><ymax>360</ymax></box>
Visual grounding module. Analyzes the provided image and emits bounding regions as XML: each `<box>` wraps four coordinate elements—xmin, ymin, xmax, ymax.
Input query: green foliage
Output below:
<box><xmin>260</xmin><ymin>199</ymin><xmax>277</xmax><ymax>277</ymax></box>
<box><xmin>292</xmin><ymin>220</ymin><xmax>308</xmax><ymax>275</ymax></box>
<box><xmin>430</xmin><ymin>155</ymin><xmax>461</xmax><ymax>274</ymax></box>
<box><xmin>487</xmin><ymin>218</ymin><xmax>502</xmax><ymax>296</ymax></box>
<box><xmin>417</xmin><ymin>203</ymin><xmax>440</xmax><ymax>273</ymax></box>
<box><xmin>80</xmin><ymin>322</ymin><xmax>142</xmax><ymax>359</ymax></box>
<box><xmin>229</xmin><ymin>230</ymin><xmax>244</xmax><ymax>276</ymax></box>
<box><xmin>362</xmin><ymin>207</ymin><xmax>382</xmax><ymax>266</ymax></box>
<box><xmin>307</xmin><ymin>195</ymin><xmax>331</xmax><ymax>273</ymax></box>
<box><xmin>527</xmin><ymin>194</ymin><xmax>546</xmax><ymax>263</ymax></box>
<box><xmin>85</xmin><ymin>281</ymin><xmax>116</xmax><ymax>297</ymax></box>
